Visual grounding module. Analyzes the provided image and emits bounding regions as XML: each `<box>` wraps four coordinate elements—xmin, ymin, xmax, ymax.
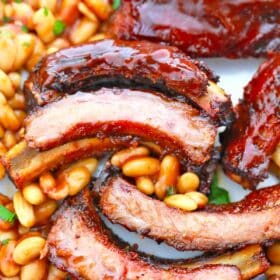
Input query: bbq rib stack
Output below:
<box><xmin>1</xmin><ymin>39</ymin><xmax>279</xmax><ymax>279</ymax></box>
<box><xmin>4</xmin><ymin>39</ymin><xmax>232</xmax><ymax>193</ymax></box>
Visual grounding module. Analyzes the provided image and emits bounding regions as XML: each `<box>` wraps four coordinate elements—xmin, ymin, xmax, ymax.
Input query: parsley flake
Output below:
<box><xmin>43</xmin><ymin>7</ymin><xmax>49</xmax><ymax>16</ymax></box>
<box><xmin>166</xmin><ymin>186</ymin><xmax>176</xmax><ymax>196</ymax></box>
<box><xmin>112</xmin><ymin>0</ymin><xmax>121</xmax><ymax>10</ymax></box>
<box><xmin>1</xmin><ymin>239</ymin><xmax>10</xmax><ymax>245</ymax></box>
<box><xmin>208</xmin><ymin>173</ymin><xmax>230</xmax><ymax>205</ymax></box>
<box><xmin>0</xmin><ymin>205</ymin><xmax>16</xmax><ymax>223</ymax></box>
<box><xmin>21</xmin><ymin>25</ymin><xmax>29</xmax><ymax>33</ymax></box>
<box><xmin>14</xmin><ymin>0</ymin><xmax>22</xmax><ymax>3</ymax></box>
<box><xmin>53</xmin><ymin>20</ymin><xmax>65</xmax><ymax>36</ymax></box>
<box><xmin>3</xmin><ymin>16</ymin><xmax>11</xmax><ymax>23</ymax></box>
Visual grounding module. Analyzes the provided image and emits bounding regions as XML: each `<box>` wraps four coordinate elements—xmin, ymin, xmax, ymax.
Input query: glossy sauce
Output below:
<box><xmin>222</xmin><ymin>55</ymin><xmax>280</xmax><ymax>188</ymax></box>
<box><xmin>110</xmin><ymin>0</ymin><xmax>280</xmax><ymax>57</ymax></box>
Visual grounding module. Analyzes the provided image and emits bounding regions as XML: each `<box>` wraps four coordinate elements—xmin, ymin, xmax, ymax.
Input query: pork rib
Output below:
<box><xmin>47</xmin><ymin>188</ymin><xmax>241</xmax><ymax>280</ymax></box>
<box><xmin>99</xmin><ymin>176</ymin><xmax>280</xmax><ymax>251</ymax></box>
<box><xmin>1</xmin><ymin>137</ymin><xmax>133</xmax><ymax>188</ymax></box>
<box><xmin>110</xmin><ymin>0</ymin><xmax>280</xmax><ymax>58</ymax></box>
<box><xmin>25</xmin><ymin>39</ymin><xmax>232</xmax><ymax>124</ymax></box>
<box><xmin>24</xmin><ymin>88</ymin><xmax>217</xmax><ymax>166</ymax></box>
<box><xmin>222</xmin><ymin>55</ymin><xmax>280</xmax><ymax>188</ymax></box>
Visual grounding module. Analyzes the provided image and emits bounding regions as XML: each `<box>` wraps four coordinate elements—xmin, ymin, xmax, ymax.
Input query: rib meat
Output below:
<box><xmin>99</xmin><ymin>176</ymin><xmax>280</xmax><ymax>251</ymax></box>
<box><xmin>110</xmin><ymin>0</ymin><xmax>280</xmax><ymax>58</ymax></box>
<box><xmin>46</xmin><ymin>188</ymin><xmax>241</xmax><ymax>280</ymax></box>
<box><xmin>1</xmin><ymin>137</ymin><xmax>133</xmax><ymax>188</ymax></box>
<box><xmin>25</xmin><ymin>39</ymin><xmax>232</xmax><ymax>124</ymax></box>
<box><xmin>222</xmin><ymin>55</ymin><xmax>280</xmax><ymax>188</ymax></box>
<box><xmin>24</xmin><ymin>88</ymin><xmax>217</xmax><ymax>166</ymax></box>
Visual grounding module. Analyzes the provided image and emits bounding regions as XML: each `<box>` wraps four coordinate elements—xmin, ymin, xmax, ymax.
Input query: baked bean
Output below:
<box><xmin>140</xmin><ymin>141</ymin><xmax>162</xmax><ymax>154</ymax></box>
<box><xmin>89</xmin><ymin>33</ymin><xmax>107</xmax><ymax>42</ymax></box>
<box><xmin>14</xmin><ymin>33</ymin><xmax>35</xmax><ymax>71</ymax></box>
<box><xmin>34</xmin><ymin>199</ymin><xmax>57</xmax><ymax>225</ymax></box>
<box><xmin>13</xmin><ymin>236</ymin><xmax>45</xmax><ymax>265</ymax></box>
<box><xmin>26</xmin><ymin>37</ymin><xmax>46</xmax><ymax>71</ymax></box>
<box><xmin>78</xmin><ymin>2</ymin><xmax>100</xmax><ymax>22</ymax></box>
<box><xmin>8</xmin><ymin>93</ymin><xmax>25</xmax><ymax>110</ymax></box>
<box><xmin>0</xmin><ymin>30</ymin><xmax>17</xmax><ymax>72</ymax></box>
<box><xmin>64</xmin><ymin>166</ymin><xmax>91</xmax><ymax>196</ymax></box>
<box><xmin>48</xmin><ymin>38</ymin><xmax>70</xmax><ymax>50</ymax></box>
<box><xmin>164</xmin><ymin>194</ymin><xmax>198</xmax><ymax>211</ymax></box>
<box><xmin>20</xmin><ymin>258</ymin><xmax>47</xmax><ymax>280</ymax></box>
<box><xmin>185</xmin><ymin>192</ymin><xmax>208</xmax><ymax>208</ymax></box>
<box><xmin>13</xmin><ymin>191</ymin><xmax>35</xmax><ymax>228</ymax></box>
<box><xmin>122</xmin><ymin>157</ymin><xmax>160</xmax><ymax>177</ymax></box>
<box><xmin>84</xmin><ymin>0</ymin><xmax>112</xmax><ymax>20</ymax></box>
<box><xmin>33</xmin><ymin>8</ymin><xmax>56</xmax><ymax>43</ymax></box>
<box><xmin>8</xmin><ymin>73</ymin><xmax>21</xmax><ymax>91</ymax></box>
<box><xmin>0</xmin><ymin>141</ymin><xmax>7</xmax><ymax>156</ymax></box>
<box><xmin>39</xmin><ymin>172</ymin><xmax>56</xmax><ymax>194</ymax></box>
<box><xmin>6</xmin><ymin>141</ymin><xmax>26</xmax><ymax>159</ymax></box>
<box><xmin>155</xmin><ymin>155</ymin><xmax>180</xmax><ymax>200</ymax></box>
<box><xmin>23</xmin><ymin>183</ymin><xmax>46</xmax><ymax>205</ymax></box>
<box><xmin>0</xmin><ymin>70</ymin><xmax>14</xmax><ymax>99</ymax></box>
<box><xmin>0</xmin><ymin>104</ymin><xmax>21</xmax><ymax>131</ymax></box>
<box><xmin>44</xmin><ymin>180</ymin><xmax>68</xmax><ymax>201</ymax></box>
<box><xmin>111</xmin><ymin>147</ymin><xmax>150</xmax><ymax>168</ymax></box>
<box><xmin>68</xmin><ymin>157</ymin><xmax>98</xmax><ymax>174</ymax></box>
<box><xmin>136</xmin><ymin>176</ymin><xmax>154</xmax><ymax>195</ymax></box>
<box><xmin>3</xmin><ymin>130</ymin><xmax>17</xmax><ymax>149</ymax></box>
<box><xmin>47</xmin><ymin>264</ymin><xmax>67</xmax><ymax>280</ymax></box>
<box><xmin>176</xmin><ymin>172</ymin><xmax>200</xmax><ymax>194</ymax></box>
<box><xmin>0</xmin><ymin>240</ymin><xmax>20</xmax><ymax>277</ymax></box>
<box><xmin>268</xmin><ymin>242</ymin><xmax>280</xmax><ymax>265</ymax></box>
<box><xmin>12</xmin><ymin>2</ymin><xmax>34</xmax><ymax>29</ymax></box>
<box><xmin>70</xmin><ymin>17</ymin><xmax>99</xmax><ymax>44</ymax></box>
<box><xmin>13</xmin><ymin>110</ymin><xmax>26</xmax><ymax>126</ymax></box>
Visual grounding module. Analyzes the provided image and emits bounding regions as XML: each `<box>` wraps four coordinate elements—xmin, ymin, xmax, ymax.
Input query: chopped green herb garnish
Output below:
<box><xmin>53</xmin><ymin>20</ymin><xmax>65</xmax><ymax>36</ymax></box>
<box><xmin>208</xmin><ymin>173</ymin><xmax>230</xmax><ymax>205</ymax></box>
<box><xmin>112</xmin><ymin>0</ymin><xmax>121</xmax><ymax>10</ymax></box>
<box><xmin>43</xmin><ymin>7</ymin><xmax>49</xmax><ymax>16</ymax></box>
<box><xmin>1</xmin><ymin>239</ymin><xmax>10</xmax><ymax>245</ymax></box>
<box><xmin>22</xmin><ymin>41</ymin><xmax>31</xmax><ymax>47</ymax></box>
<box><xmin>166</xmin><ymin>186</ymin><xmax>176</xmax><ymax>196</ymax></box>
<box><xmin>3</xmin><ymin>16</ymin><xmax>11</xmax><ymax>23</ymax></box>
<box><xmin>21</xmin><ymin>25</ymin><xmax>29</xmax><ymax>33</ymax></box>
<box><xmin>0</xmin><ymin>205</ymin><xmax>16</xmax><ymax>223</ymax></box>
<box><xmin>14</xmin><ymin>0</ymin><xmax>22</xmax><ymax>3</ymax></box>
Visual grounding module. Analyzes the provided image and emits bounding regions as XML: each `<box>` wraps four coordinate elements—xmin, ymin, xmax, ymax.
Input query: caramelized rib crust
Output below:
<box><xmin>99</xmin><ymin>177</ymin><xmax>280</xmax><ymax>251</ymax></box>
<box><xmin>110</xmin><ymin>0</ymin><xmax>280</xmax><ymax>58</ymax></box>
<box><xmin>222</xmin><ymin>55</ymin><xmax>280</xmax><ymax>188</ymax></box>
<box><xmin>25</xmin><ymin>88</ymin><xmax>217</xmax><ymax>165</ymax></box>
<box><xmin>25</xmin><ymin>39</ymin><xmax>232</xmax><ymax>125</ymax></box>
<box><xmin>47</xmin><ymin>188</ymin><xmax>241</xmax><ymax>280</ymax></box>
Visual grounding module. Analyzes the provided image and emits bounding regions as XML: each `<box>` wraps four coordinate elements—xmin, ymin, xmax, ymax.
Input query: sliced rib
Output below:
<box><xmin>25</xmin><ymin>39</ymin><xmax>232</xmax><ymax>124</ymax></box>
<box><xmin>99</xmin><ymin>176</ymin><xmax>280</xmax><ymax>251</ymax></box>
<box><xmin>25</xmin><ymin>88</ymin><xmax>217</xmax><ymax>166</ymax></box>
<box><xmin>1</xmin><ymin>137</ymin><xmax>133</xmax><ymax>188</ymax></box>
<box><xmin>46</xmin><ymin>188</ymin><xmax>241</xmax><ymax>280</ymax></box>
<box><xmin>222</xmin><ymin>55</ymin><xmax>280</xmax><ymax>188</ymax></box>
<box><xmin>110</xmin><ymin>0</ymin><xmax>280</xmax><ymax>58</ymax></box>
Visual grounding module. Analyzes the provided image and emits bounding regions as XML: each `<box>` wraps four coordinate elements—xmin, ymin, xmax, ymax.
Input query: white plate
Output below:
<box><xmin>1</xmin><ymin>58</ymin><xmax>278</xmax><ymax>278</ymax></box>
